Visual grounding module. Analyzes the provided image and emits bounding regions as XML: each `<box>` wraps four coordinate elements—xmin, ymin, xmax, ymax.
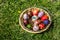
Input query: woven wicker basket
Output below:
<box><xmin>19</xmin><ymin>7</ymin><xmax>52</xmax><ymax>33</ymax></box>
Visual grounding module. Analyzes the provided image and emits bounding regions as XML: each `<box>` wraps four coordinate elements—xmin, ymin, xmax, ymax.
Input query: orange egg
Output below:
<box><xmin>32</xmin><ymin>9</ymin><xmax>39</xmax><ymax>15</ymax></box>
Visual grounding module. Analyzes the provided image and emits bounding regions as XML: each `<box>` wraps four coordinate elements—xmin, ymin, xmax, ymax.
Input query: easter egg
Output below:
<box><xmin>33</xmin><ymin>25</ymin><xmax>39</xmax><ymax>31</ymax></box>
<box><xmin>43</xmin><ymin>20</ymin><xmax>49</xmax><ymax>25</ymax></box>
<box><xmin>41</xmin><ymin>15</ymin><xmax>48</xmax><ymax>21</ymax></box>
<box><xmin>38</xmin><ymin>11</ymin><xmax>44</xmax><ymax>18</ymax></box>
<box><xmin>32</xmin><ymin>16</ymin><xmax>38</xmax><ymax>22</ymax></box>
<box><xmin>32</xmin><ymin>9</ymin><xmax>39</xmax><ymax>15</ymax></box>
<box><xmin>34</xmin><ymin>19</ymin><xmax>41</xmax><ymax>25</ymax></box>
<box><xmin>26</xmin><ymin>24</ymin><xmax>32</xmax><ymax>29</ymax></box>
<box><xmin>27</xmin><ymin>11</ymin><xmax>33</xmax><ymax>17</ymax></box>
<box><xmin>23</xmin><ymin>14</ymin><xmax>28</xmax><ymax>20</ymax></box>
<box><xmin>23</xmin><ymin>19</ymin><xmax>28</xmax><ymax>25</ymax></box>
<box><xmin>39</xmin><ymin>23</ymin><xmax>45</xmax><ymax>29</ymax></box>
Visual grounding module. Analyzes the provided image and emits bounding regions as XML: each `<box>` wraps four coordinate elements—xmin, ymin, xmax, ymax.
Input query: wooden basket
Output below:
<box><xmin>19</xmin><ymin>7</ymin><xmax>52</xmax><ymax>33</ymax></box>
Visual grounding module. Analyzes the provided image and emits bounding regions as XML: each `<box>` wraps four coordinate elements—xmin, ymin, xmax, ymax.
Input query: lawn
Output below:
<box><xmin>0</xmin><ymin>0</ymin><xmax>60</xmax><ymax>40</ymax></box>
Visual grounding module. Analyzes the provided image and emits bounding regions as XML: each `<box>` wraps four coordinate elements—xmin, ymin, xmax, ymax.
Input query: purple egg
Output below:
<box><xmin>23</xmin><ymin>14</ymin><xmax>28</xmax><ymax>20</ymax></box>
<box><xmin>38</xmin><ymin>11</ymin><xmax>44</xmax><ymax>18</ymax></box>
<box><xmin>43</xmin><ymin>20</ymin><xmax>49</xmax><ymax>25</ymax></box>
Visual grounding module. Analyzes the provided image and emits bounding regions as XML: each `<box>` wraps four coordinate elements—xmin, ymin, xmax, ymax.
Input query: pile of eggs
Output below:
<box><xmin>23</xmin><ymin>8</ymin><xmax>50</xmax><ymax>31</ymax></box>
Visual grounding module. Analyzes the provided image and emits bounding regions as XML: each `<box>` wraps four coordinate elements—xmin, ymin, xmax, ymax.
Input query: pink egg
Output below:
<box><xmin>23</xmin><ymin>19</ymin><xmax>28</xmax><ymax>25</ymax></box>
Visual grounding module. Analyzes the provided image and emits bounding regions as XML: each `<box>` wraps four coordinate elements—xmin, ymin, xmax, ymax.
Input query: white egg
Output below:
<box><xmin>33</xmin><ymin>25</ymin><xmax>39</xmax><ymax>31</ymax></box>
<box><xmin>23</xmin><ymin>14</ymin><xmax>28</xmax><ymax>20</ymax></box>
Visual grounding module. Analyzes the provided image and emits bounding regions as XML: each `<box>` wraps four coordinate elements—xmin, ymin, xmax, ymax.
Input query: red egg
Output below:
<box><xmin>41</xmin><ymin>15</ymin><xmax>48</xmax><ymax>21</ymax></box>
<box><xmin>39</xmin><ymin>23</ymin><xmax>45</xmax><ymax>29</ymax></box>
<box><xmin>32</xmin><ymin>9</ymin><xmax>39</xmax><ymax>15</ymax></box>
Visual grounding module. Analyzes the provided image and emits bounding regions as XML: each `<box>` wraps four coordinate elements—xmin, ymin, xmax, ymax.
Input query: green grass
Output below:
<box><xmin>0</xmin><ymin>0</ymin><xmax>60</xmax><ymax>40</ymax></box>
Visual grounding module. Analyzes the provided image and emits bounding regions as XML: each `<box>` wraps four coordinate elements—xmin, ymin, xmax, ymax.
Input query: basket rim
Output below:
<box><xmin>19</xmin><ymin>7</ymin><xmax>52</xmax><ymax>33</ymax></box>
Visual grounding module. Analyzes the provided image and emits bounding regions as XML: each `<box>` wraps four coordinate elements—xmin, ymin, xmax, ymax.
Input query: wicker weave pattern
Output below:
<box><xmin>19</xmin><ymin>7</ymin><xmax>52</xmax><ymax>33</ymax></box>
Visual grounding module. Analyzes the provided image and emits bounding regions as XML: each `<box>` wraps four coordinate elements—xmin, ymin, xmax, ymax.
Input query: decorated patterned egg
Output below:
<box><xmin>43</xmin><ymin>20</ymin><xmax>49</xmax><ymax>25</ymax></box>
<box><xmin>38</xmin><ymin>11</ymin><xmax>44</xmax><ymax>18</ymax></box>
<box><xmin>23</xmin><ymin>19</ymin><xmax>28</xmax><ymax>25</ymax></box>
<box><xmin>32</xmin><ymin>9</ymin><xmax>39</xmax><ymax>15</ymax></box>
<box><xmin>32</xmin><ymin>16</ymin><xmax>38</xmax><ymax>22</ymax></box>
<box><xmin>39</xmin><ymin>23</ymin><xmax>45</xmax><ymax>29</ymax></box>
<box><xmin>41</xmin><ymin>15</ymin><xmax>48</xmax><ymax>21</ymax></box>
<box><xmin>23</xmin><ymin>14</ymin><xmax>28</xmax><ymax>20</ymax></box>
<box><xmin>33</xmin><ymin>25</ymin><xmax>39</xmax><ymax>31</ymax></box>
